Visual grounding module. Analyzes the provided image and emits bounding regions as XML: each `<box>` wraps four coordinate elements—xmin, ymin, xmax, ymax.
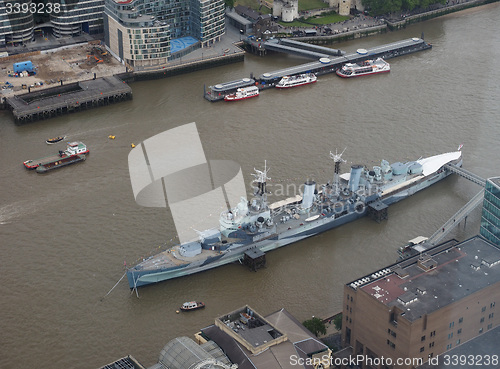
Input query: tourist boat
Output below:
<box><xmin>276</xmin><ymin>73</ymin><xmax>317</xmax><ymax>88</ymax></box>
<box><xmin>23</xmin><ymin>141</ymin><xmax>89</xmax><ymax>173</ymax></box>
<box><xmin>336</xmin><ymin>58</ymin><xmax>390</xmax><ymax>78</ymax></box>
<box><xmin>180</xmin><ymin>301</ymin><xmax>205</xmax><ymax>311</ymax></box>
<box><xmin>46</xmin><ymin>136</ymin><xmax>66</xmax><ymax>144</ymax></box>
<box><xmin>224</xmin><ymin>86</ymin><xmax>259</xmax><ymax>101</ymax></box>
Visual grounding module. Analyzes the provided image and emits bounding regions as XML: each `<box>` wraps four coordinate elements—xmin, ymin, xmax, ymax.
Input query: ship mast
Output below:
<box><xmin>252</xmin><ymin>160</ymin><xmax>271</xmax><ymax>206</ymax></box>
<box><xmin>330</xmin><ymin>148</ymin><xmax>346</xmax><ymax>195</ymax></box>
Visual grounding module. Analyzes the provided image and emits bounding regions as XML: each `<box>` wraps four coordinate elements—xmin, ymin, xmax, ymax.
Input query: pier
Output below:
<box><xmin>400</xmin><ymin>163</ymin><xmax>487</xmax><ymax>257</ymax></box>
<box><xmin>4</xmin><ymin>76</ymin><xmax>132</xmax><ymax>124</ymax></box>
<box><xmin>205</xmin><ymin>37</ymin><xmax>432</xmax><ymax>102</ymax></box>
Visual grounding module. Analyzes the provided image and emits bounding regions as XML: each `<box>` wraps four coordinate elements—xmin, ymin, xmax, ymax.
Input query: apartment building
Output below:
<box><xmin>103</xmin><ymin>0</ymin><xmax>225</xmax><ymax>68</ymax></box>
<box><xmin>340</xmin><ymin>236</ymin><xmax>500</xmax><ymax>369</ymax></box>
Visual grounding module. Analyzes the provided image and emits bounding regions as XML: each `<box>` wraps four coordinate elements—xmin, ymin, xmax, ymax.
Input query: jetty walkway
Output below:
<box><xmin>204</xmin><ymin>37</ymin><xmax>431</xmax><ymax>102</ymax></box>
<box><xmin>5</xmin><ymin>76</ymin><xmax>132</xmax><ymax>123</ymax></box>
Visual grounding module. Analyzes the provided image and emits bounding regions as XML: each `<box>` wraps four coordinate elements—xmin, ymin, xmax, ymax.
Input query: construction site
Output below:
<box><xmin>0</xmin><ymin>42</ymin><xmax>126</xmax><ymax>97</ymax></box>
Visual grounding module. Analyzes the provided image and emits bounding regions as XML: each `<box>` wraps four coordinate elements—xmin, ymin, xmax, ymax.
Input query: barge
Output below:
<box><xmin>24</xmin><ymin>141</ymin><xmax>89</xmax><ymax>173</ymax></box>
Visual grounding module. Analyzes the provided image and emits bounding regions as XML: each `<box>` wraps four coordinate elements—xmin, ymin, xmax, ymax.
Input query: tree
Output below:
<box><xmin>333</xmin><ymin>314</ymin><xmax>342</xmax><ymax>331</ymax></box>
<box><xmin>303</xmin><ymin>317</ymin><xmax>327</xmax><ymax>337</ymax></box>
<box><xmin>224</xmin><ymin>0</ymin><xmax>235</xmax><ymax>9</ymax></box>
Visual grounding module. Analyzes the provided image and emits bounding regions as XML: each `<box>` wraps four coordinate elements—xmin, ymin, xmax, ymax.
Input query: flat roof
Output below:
<box><xmin>488</xmin><ymin>176</ymin><xmax>500</xmax><ymax>189</ymax></box>
<box><xmin>417</xmin><ymin>325</ymin><xmax>500</xmax><ymax>369</ymax></box>
<box><xmin>360</xmin><ymin>236</ymin><xmax>500</xmax><ymax>322</ymax></box>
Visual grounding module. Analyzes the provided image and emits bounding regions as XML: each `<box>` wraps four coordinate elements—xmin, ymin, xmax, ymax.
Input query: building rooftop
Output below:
<box><xmin>202</xmin><ymin>307</ymin><xmax>330</xmax><ymax>369</ymax></box>
<box><xmin>358</xmin><ymin>236</ymin><xmax>500</xmax><ymax>322</ymax></box>
<box><xmin>417</xmin><ymin>325</ymin><xmax>500</xmax><ymax>369</ymax></box>
<box><xmin>488</xmin><ymin>176</ymin><xmax>500</xmax><ymax>189</ymax></box>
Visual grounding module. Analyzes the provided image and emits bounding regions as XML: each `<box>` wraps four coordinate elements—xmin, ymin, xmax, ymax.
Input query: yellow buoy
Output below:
<box><xmin>131</xmin><ymin>143</ymin><xmax>136</xmax><ymax>148</ymax></box>
<box><xmin>108</xmin><ymin>135</ymin><xmax>116</xmax><ymax>139</ymax></box>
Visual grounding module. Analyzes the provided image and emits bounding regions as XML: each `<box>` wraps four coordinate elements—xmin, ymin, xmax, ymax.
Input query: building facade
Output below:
<box><xmin>340</xmin><ymin>236</ymin><xmax>500</xmax><ymax>369</ymax></box>
<box><xmin>0</xmin><ymin>0</ymin><xmax>104</xmax><ymax>46</ymax></box>
<box><xmin>104</xmin><ymin>0</ymin><xmax>225</xmax><ymax>69</ymax></box>
<box><xmin>480</xmin><ymin>177</ymin><xmax>500</xmax><ymax>247</ymax></box>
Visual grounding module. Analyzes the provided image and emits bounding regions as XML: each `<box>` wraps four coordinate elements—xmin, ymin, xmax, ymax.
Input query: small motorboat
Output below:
<box><xmin>180</xmin><ymin>301</ymin><xmax>205</xmax><ymax>311</ymax></box>
<box><xmin>46</xmin><ymin>136</ymin><xmax>66</xmax><ymax>144</ymax></box>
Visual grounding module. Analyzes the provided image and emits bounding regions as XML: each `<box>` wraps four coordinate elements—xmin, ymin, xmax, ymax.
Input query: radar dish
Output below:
<box><xmin>357</xmin><ymin>48</ymin><xmax>368</xmax><ymax>55</ymax></box>
<box><xmin>319</xmin><ymin>57</ymin><xmax>331</xmax><ymax>64</ymax></box>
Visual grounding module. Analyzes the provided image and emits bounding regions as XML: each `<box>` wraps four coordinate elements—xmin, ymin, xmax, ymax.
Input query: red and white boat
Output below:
<box><xmin>276</xmin><ymin>73</ymin><xmax>317</xmax><ymax>88</ymax></box>
<box><xmin>224</xmin><ymin>86</ymin><xmax>259</xmax><ymax>101</ymax></box>
<box><xmin>23</xmin><ymin>141</ymin><xmax>89</xmax><ymax>172</ymax></box>
<box><xmin>180</xmin><ymin>301</ymin><xmax>205</xmax><ymax>311</ymax></box>
<box><xmin>336</xmin><ymin>57</ymin><xmax>390</xmax><ymax>78</ymax></box>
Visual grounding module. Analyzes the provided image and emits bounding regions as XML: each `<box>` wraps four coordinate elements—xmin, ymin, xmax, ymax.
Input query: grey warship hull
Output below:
<box><xmin>127</xmin><ymin>151</ymin><xmax>462</xmax><ymax>289</ymax></box>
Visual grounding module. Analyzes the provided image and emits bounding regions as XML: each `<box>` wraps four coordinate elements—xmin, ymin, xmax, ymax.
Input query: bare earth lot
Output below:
<box><xmin>0</xmin><ymin>43</ymin><xmax>126</xmax><ymax>97</ymax></box>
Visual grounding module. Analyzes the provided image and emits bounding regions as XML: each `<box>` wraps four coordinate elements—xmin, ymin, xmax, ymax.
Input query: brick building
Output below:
<box><xmin>340</xmin><ymin>236</ymin><xmax>500</xmax><ymax>369</ymax></box>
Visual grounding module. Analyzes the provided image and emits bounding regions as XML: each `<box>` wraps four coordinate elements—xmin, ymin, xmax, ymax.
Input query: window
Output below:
<box><xmin>420</xmin><ymin>346</ymin><xmax>425</xmax><ymax>352</ymax></box>
<box><xmin>449</xmin><ymin>321</ymin><xmax>454</xmax><ymax>328</ymax></box>
<box><xmin>430</xmin><ymin>330</ymin><xmax>436</xmax><ymax>337</ymax></box>
<box><xmin>458</xmin><ymin>328</ymin><xmax>462</xmax><ymax>335</ymax></box>
<box><xmin>388</xmin><ymin>328</ymin><xmax>396</xmax><ymax>338</ymax></box>
<box><xmin>421</xmin><ymin>335</ymin><xmax>426</xmax><ymax>342</ymax></box>
<box><xmin>482</xmin><ymin>306</ymin><xmax>486</xmax><ymax>312</ymax></box>
<box><xmin>456</xmin><ymin>339</ymin><xmax>461</xmax><ymax>345</ymax></box>
<box><xmin>479</xmin><ymin>328</ymin><xmax>483</xmax><ymax>334</ymax></box>
<box><xmin>488</xmin><ymin>324</ymin><xmax>493</xmax><ymax>330</ymax></box>
<box><xmin>448</xmin><ymin>332</ymin><xmax>453</xmax><ymax>339</ymax></box>
<box><xmin>489</xmin><ymin>313</ymin><xmax>494</xmax><ymax>319</ymax></box>
<box><xmin>387</xmin><ymin>340</ymin><xmax>396</xmax><ymax>349</ymax></box>
<box><xmin>491</xmin><ymin>302</ymin><xmax>496</xmax><ymax>308</ymax></box>
<box><xmin>429</xmin><ymin>342</ymin><xmax>435</xmax><ymax>348</ymax></box>
<box><xmin>480</xmin><ymin>317</ymin><xmax>485</xmax><ymax>323</ymax></box>
<box><xmin>459</xmin><ymin>317</ymin><xmax>463</xmax><ymax>323</ymax></box>
<box><xmin>446</xmin><ymin>344</ymin><xmax>452</xmax><ymax>350</ymax></box>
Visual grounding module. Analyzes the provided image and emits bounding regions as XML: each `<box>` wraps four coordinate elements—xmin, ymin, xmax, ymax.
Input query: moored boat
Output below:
<box><xmin>180</xmin><ymin>301</ymin><xmax>205</xmax><ymax>311</ymax></box>
<box><xmin>336</xmin><ymin>57</ymin><xmax>390</xmax><ymax>78</ymax></box>
<box><xmin>23</xmin><ymin>141</ymin><xmax>89</xmax><ymax>173</ymax></box>
<box><xmin>224</xmin><ymin>86</ymin><xmax>259</xmax><ymax>101</ymax></box>
<box><xmin>46</xmin><ymin>136</ymin><xmax>66</xmax><ymax>144</ymax></box>
<box><xmin>126</xmin><ymin>124</ymin><xmax>463</xmax><ymax>289</ymax></box>
<box><xmin>276</xmin><ymin>73</ymin><xmax>317</xmax><ymax>88</ymax></box>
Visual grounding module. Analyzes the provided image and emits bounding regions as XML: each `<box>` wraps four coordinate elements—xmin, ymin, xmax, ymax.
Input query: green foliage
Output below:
<box><xmin>307</xmin><ymin>13</ymin><xmax>350</xmax><ymax>25</ymax></box>
<box><xmin>333</xmin><ymin>314</ymin><xmax>342</xmax><ymax>331</ymax></box>
<box><xmin>303</xmin><ymin>317</ymin><xmax>327</xmax><ymax>337</ymax></box>
<box><xmin>225</xmin><ymin>0</ymin><xmax>235</xmax><ymax>9</ymax></box>
<box><xmin>298</xmin><ymin>0</ymin><xmax>329</xmax><ymax>11</ymax></box>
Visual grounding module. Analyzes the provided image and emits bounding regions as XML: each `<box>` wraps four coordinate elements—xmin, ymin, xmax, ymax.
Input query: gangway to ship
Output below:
<box><xmin>400</xmin><ymin>163</ymin><xmax>486</xmax><ymax>255</ymax></box>
<box><xmin>427</xmin><ymin>189</ymin><xmax>484</xmax><ymax>246</ymax></box>
<box><xmin>444</xmin><ymin>163</ymin><xmax>486</xmax><ymax>186</ymax></box>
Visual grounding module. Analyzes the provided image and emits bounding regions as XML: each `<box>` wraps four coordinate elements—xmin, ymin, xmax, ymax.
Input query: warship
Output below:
<box><xmin>126</xmin><ymin>129</ymin><xmax>462</xmax><ymax>288</ymax></box>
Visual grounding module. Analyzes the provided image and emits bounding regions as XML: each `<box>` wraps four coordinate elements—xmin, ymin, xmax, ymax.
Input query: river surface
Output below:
<box><xmin>1</xmin><ymin>3</ymin><xmax>499</xmax><ymax>368</ymax></box>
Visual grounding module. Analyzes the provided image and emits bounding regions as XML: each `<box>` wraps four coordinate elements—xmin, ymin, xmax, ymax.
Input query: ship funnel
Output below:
<box><xmin>302</xmin><ymin>180</ymin><xmax>316</xmax><ymax>209</ymax></box>
<box><xmin>348</xmin><ymin>165</ymin><xmax>363</xmax><ymax>193</ymax></box>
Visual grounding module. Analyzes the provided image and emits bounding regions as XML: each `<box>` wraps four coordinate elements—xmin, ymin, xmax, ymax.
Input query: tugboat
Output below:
<box><xmin>24</xmin><ymin>141</ymin><xmax>89</xmax><ymax>173</ymax></box>
<box><xmin>276</xmin><ymin>73</ymin><xmax>317</xmax><ymax>88</ymax></box>
<box><xmin>180</xmin><ymin>301</ymin><xmax>205</xmax><ymax>311</ymax></box>
<box><xmin>224</xmin><ymin>86</ymin><xmax>259</xmax><ymax>101</ymax></box>
<box><xmin>46</xmin><ymin>136</ymin><xmax>66</xmax><ymax>144</ymax></box>
<box><xmin>336</xmin><ymin>57</ymin><xmax>390</xmax><ymax>78</ymax></box>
